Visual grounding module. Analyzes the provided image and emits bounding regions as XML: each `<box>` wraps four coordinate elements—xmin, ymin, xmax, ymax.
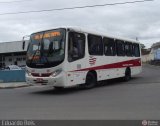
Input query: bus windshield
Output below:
<box><xmin>26</xmin><ymin>28</ymin><xmax>66</xmax><ymax>68</ymax></box>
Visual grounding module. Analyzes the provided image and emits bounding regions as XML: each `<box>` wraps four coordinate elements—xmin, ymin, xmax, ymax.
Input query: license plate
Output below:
<box><xmin>36</xmin><ymin>78</ymin><xmax>43</xmax><ymax>82</ymax></box>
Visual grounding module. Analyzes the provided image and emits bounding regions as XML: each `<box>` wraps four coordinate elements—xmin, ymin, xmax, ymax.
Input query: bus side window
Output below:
<box><xmin>68</xmin><ymin>32</ymin><xmax>85</xmax><ymax>62</ymax></box>
<box><xmin>116</xmin><ymin>40</ymin><xmax>125</xmax><ymax>56</ymax></box>
<box><xmin>125</xmin><ymin>42</ymin><xmax>132</xmax><ymax>57</ymax></box>
<box><xmin>103</xmin><ymin>37</ymin><xmax>116</xmax><ymax>56</ymax></box>
<box><xmin>88</xmin><ymin>34</ymin><xmax>103</xmax><ymax>56</ymax></box>
<box><xmin>132</xmin><ymin>43</ymin><xmax>140</xmax><ymax>57</ymax></box>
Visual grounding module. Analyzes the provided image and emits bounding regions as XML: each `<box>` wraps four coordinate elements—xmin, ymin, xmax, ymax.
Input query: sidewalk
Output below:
<box><xmin>0</xmin><ymin>82</ymin><xmax>31</xmax><ymax>89</ymax></box>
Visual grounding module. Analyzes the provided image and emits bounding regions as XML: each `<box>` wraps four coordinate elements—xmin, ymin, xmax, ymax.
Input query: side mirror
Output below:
<box><xmin>22</xmin><ymin>35</ymin><xmax>30</xmax><ymax>50</ymax></box>
<box><xmin>22</xmin><ymin>41</ymin><xmax>25</xmax><ymax>50</ymax></box>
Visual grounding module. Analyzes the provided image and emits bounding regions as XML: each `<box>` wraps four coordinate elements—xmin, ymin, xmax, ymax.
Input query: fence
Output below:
<box><xmin>0</xmin><ymin>70</ymin><xmax>25</xmax><ymax>83</ymax></box>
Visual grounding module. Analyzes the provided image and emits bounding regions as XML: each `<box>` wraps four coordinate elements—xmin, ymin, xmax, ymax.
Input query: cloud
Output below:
<box><xmin>0</xmin><ymin>0</ymin><xmax>159</xmax><ymax>47</ymax></box>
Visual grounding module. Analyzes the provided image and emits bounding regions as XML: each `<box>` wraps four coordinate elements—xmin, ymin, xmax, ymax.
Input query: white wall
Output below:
<box><xmin>142</xmin><ymin>53</ymin><xmax>154</xmax><ymax>62</ymax></box>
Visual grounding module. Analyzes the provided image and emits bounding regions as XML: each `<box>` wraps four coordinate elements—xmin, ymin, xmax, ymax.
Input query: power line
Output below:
<box><xmin>0</xmin><ymin>0</ymin><xmax>154</xmax><ymax>16</ymax></box>
<box><xmin>0</xmin><ymin>0</ymin><xmax>33</xmax><ymax>4</ymax></box>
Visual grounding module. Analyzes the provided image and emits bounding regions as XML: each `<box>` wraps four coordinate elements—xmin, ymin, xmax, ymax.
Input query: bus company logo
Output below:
<box><xmin>142</xmin><ymin>120</ymin><xmax>148</xmax><ymax>126</ymax></box>
<box><xmin>142</xmin><ymin>120</ymin><xmax>159</xmax><ymax>126</ymax></box>
<box><xmin>89</xmin><ymin>56</ymin><xmax>97</xmax><ymax>66</ymax></box>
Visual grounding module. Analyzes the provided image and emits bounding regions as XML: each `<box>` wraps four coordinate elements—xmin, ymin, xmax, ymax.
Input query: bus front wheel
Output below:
<box><xmin>54</xmin><ymin>86</ymin><xmax>64</xmax><ymax>90</ymax></box>
<box><xmin>84</xmin><ymin>72</ymin><xmax>97</xmax><ymax>89</ymax></box>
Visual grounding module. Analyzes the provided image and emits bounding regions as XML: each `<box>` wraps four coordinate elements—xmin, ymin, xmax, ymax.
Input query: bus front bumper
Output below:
<box><xmin>25</xmin><ymin>72</ymin><xmax>66</xmax><ymax>87</ymax></box>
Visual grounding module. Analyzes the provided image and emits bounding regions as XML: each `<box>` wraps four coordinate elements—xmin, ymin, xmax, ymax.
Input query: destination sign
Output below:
<box><xmin>34</xmin><ymin>31</ymin><xmax>61</xmax><ymax>40</ymax></box>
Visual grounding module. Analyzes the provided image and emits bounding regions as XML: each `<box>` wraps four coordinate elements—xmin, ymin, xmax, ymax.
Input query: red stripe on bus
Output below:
<box><xmin>71</xmin><ymin>58</ymin><xmax>141</xmax><ymax>72</ymax></box>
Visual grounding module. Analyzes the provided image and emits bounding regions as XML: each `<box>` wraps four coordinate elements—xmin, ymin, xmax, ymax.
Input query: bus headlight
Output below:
<box><xmin>51</xmin><ymin>69</ymin><xmax>62</xmax><ymax>77</ymax></box>
<box><xmin>26</xmin><ymin>70</ymin><xmax>32</xmax><ymax>76</ymax></box>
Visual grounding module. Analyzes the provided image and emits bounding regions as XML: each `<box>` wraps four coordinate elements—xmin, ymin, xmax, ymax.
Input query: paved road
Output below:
<box><xmin>0</xmin><ymin>64</ymin><xmax>160</xmax><ymax>120</ymax></box>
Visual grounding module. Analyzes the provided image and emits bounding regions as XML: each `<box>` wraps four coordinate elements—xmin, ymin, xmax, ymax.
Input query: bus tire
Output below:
<box><xmin>84</xmin><ymin>72</ymin><xmax>97</xmax><ymax>89</ymax></box>
<box><xmin>124</xmin><ymin>68</ymin><xmax>131</xmax><ymax>81</ymax></box>
<box><xmin>54</xmin><ymin>86</ymin><xmax>64</xmax><ymax>90</ymax></box>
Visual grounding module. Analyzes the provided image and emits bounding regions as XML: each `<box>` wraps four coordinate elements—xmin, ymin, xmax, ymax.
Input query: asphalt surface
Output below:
<box><xmin>0</xmin><ymin>64</ymin><xmax>160</xmax><ymax>120</ymax></box>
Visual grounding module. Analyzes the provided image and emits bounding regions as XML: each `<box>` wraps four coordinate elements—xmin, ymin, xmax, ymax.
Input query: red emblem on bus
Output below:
<box><xmin>89</xmin><ymin>56</ymin><xmax>97</xmax><ymax>66</ymax></box>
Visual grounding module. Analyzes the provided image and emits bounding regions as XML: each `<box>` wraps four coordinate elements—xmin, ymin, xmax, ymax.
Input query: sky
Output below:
<box><xmin>0</xmin><ymin>0</ymin><xmax>159</xmax><ymax>48</ymax></box>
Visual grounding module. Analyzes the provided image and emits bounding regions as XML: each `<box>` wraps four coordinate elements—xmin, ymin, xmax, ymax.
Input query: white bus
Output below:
<box><xmin>25</xmin><ymin>27</ymin><xmax>142</xmax><ymax>89</ymax></box>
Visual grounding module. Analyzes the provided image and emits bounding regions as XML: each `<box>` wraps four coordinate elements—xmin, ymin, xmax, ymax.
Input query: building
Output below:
<box><xmin>0</xmin><ymin>41</ymin><xmax>29</xmax><ymax>68</ymax></box>
<box><xmin>141</xmin><ymin>48</ymin><xmax>152</xmax><ymax>63</ymax></box>
<box><xmin>141</xmin><ymin>42</ymin><xmax>160</xmax><ymax>63</ymax></box>
<box><xmin>150</xmin><ymin>42</ymin><xmax>160</xmax><ymax>60</ymax></box>
<box><xmin>151</xmin><ymin>42</ymin><xmax>160</xmax><ymax>50</ymax></box>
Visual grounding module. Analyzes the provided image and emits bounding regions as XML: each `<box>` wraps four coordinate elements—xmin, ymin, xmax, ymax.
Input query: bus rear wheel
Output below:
<box><xmin>124</xmin><ymin>68</ymin><xmax>131</xmax><ymax>81</ymax></box>
<box><xmin>84</xmin><ymin>72</ymin><xmax>97</xmax><ymax>89</ymax></box>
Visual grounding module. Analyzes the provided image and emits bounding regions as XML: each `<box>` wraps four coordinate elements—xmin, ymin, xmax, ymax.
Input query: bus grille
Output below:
<box><xmin>31</xmin><ymin>73</ymin><xmax>52</xmax><ymax>77</ymax></box>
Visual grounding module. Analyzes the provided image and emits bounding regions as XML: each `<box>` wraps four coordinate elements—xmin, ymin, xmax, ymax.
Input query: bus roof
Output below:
<box><xmin>31</xmin><ymin>26</ymin><xmax>140</xmax><ymax>44</ymax></box>
<box><xmin>67</xmin><ymin>26</ymin><xmax>140</xmax><ymax>44</ymax></box>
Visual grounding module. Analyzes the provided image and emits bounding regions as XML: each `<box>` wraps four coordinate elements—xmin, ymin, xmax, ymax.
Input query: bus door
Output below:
<box><xmin>67</xmin><ymin>31</ymin><xmax>86</xmax><ymax>85</ymax></box>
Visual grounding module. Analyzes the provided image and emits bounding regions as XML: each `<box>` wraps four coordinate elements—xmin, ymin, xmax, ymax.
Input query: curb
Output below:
<box><xmin>0</xmin><ymin>83</ymin><xmax>32</xmax><ymax>89</ymax></box>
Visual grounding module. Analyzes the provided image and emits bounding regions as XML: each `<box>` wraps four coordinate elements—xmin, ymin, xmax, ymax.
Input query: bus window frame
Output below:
<box><xmin>132</xmin><ymin>43</ymin><xmax>140</xmax><ymax>57</ymax></box>
<box><xmin>103</xmin><ymin>37</ymin><xmax>116</xmax><ymax>56</ymax></box>
<box><xmin>125</xmin><ymin>41</ymin><xmax>133</xmax><ymax>57</ymax></box>
<box><xmin>88</xmin><ymin>34</ymin><xmax>103</xmax><ymax>56</ymax></box>
<box><xmin>116</xmin><ymin>40</ymin><xmax>125</xmax><ymax>56</ymax></box>
<box><xmin>68</xmin><ymin>31</ymin><xmax>86</xmax><ymax>62</ymax></box>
